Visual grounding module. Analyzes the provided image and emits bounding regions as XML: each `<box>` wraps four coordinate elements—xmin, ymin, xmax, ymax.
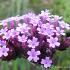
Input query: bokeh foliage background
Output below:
<box><xmin>0</xmin><ymin>0</ymin><xmax>70</xmax><ymax>70</ymax></box>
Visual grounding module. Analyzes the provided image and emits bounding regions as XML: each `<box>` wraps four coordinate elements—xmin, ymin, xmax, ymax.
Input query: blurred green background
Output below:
<box><xmin>0</xmin><ymin>0</ymin><xmax>70</xmax><ymax>70</ymax></box>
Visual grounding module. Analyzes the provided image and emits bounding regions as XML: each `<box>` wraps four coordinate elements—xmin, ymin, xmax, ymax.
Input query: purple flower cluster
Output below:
<box><xmin>0</xmin><ymin>40</ymin><xmax>9</xmax><ymax>57</ymax></box>
<box><xmin>0</xmin><ymin>9</ymin><xmax>70</xmax><ymax>68</ymax></box>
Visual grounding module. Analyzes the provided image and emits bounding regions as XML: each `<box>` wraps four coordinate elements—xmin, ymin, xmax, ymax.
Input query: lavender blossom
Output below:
<box><xmin>59</xmin><ymin>21</ymin><xmax>70</xmax><ymax>29</ymax></box>
<box><xmin>3</xmin><ymin>29</ymin><xmax>17</xmax><ymax>39</ymax></box>
<box><xmin>16</xmin><ymin>23</ymin><xmax>30</xmax><ymax>34</ymax></box>
<box><xmin>41</xmin><ymin>57</ymin><xmax>52</xmax><ymax>68</ymax></box>
<box><xmin>37</xmin><ymin>23</ymin><xmax>54</xmax><ymax>36</ymax></box>
<box><xmin>0</xmin><ymin>47</ymin><xmax>3</xmax><ymax>57</ymax></box>
<box><xmin>27</xmin><ymin>37</ymin><xmax>39</xmax><ymax>48</ymax></box>
<box><xmin>39</xmin><ymin>9</ymin><xmax>50</xmax><ymax>21</ymax></box>
<box><xmin>18</xmin><ymin>35</ymin><xmax>28</xmax><ymax>42</ymax></box>
<box><xmin>0</xmin><ymin>27</ymin><xmax>8</xmax><ymax>35</ymax></box>
<box><xmin>0</xmin><ymin>46</ymin><xmax>9</xmax><ymax>57</ymax></box>
<box><xmin>0</xmin><ymin>40</ymin><xmax>6</xmax><ymax>46</ymax></box>
<box><xmin>47</xmin><ymin>37</ymin><xmax>60</xmax><ymax>48</ymax></box>
<box><xmin>3</xmin><ymin>31</ymin><xmax>11</xmax><ymax>39</ymax></box>
<box><xmin>27</xmin><ymin>49</ymin><xmax>40</xmax><ymax>62</ymax></box>
<box><xmin>30</xmin><ymin>16</ymin><xmax>40</xmax><ymax>26</ymax></box>
<box><xmin>54</xmin><ymin>27</ymin><xmax>65</xmax><ymax>36</ymax></box>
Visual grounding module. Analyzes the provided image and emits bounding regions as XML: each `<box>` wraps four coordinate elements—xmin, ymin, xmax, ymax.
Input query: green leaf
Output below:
<box><xmin>49</xmin><ymin>65</ymin><xmax>59</xmax><ymax>70</ymax></box>
<box><xmin>18</xmin><ymin>58</ymin><xmax>27</xmax><ymax>70</ymax></box>
<box><xmin>12</xmin><ymin>59</ymin><xmax>19</xmax><ymax>70</ymax></box>
<box><xmin>2</xmin><ymin>61</ymin><xmax>9</xmax><ymax>70</ymax></box>
<box><xmin>53</xmin><ymin>47</ymin><xmax>70</xmax><ymax>68</ymax></box>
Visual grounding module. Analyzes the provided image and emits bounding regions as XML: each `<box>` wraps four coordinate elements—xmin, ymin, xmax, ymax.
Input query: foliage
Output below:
<box><xmin>51</xmin><ymin>0</ymin><xmax>70</xmax><ymax>23</ymax></box>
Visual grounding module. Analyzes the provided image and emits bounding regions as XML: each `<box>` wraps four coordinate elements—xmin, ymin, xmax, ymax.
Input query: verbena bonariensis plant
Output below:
<box><xmin>0</xmin><ymin>9</ymin><xmax>70</xmax><ymax>68</ymax></box>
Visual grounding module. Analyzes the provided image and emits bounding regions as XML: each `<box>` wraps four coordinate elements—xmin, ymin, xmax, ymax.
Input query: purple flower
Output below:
<box><xmin>27</xmin><ymin>37</ymin><xmax>39</xmax><ymax>48</ymax></box>
<box><xmin>18</xmin><ymin>35</ymin><xmax>28</xmax><ymax>42</ymax></box>
<box><xmin>3</xmin><ymin>31</ymin><xmax>11</xmax><ymax>39</ymax></box>
<box><xmin>0</xmin><ymin>40</ymin><xmax>6</xmax><ymax>46</ymax></box>
<box><xmin>39</xmin><ymin>9</ymin><xmax>50</xmax><ymax>21</ymax></box>
<box><xmin>3</xmin><ymin>29</ymin><xmax>19</xmax><ymax>39</ymax></box>
<box><xmin>54</xmin><ymin>27</ymin><xmax>65</xmax><ymax>36</ymax></box>
<box><xmin>9</xmin><ymin>29</ymin><xmax>19</xmax><ymax>38</ymax></box>
<box><xmin>59</xmin><ymin>21</ymin><xmax>70</xmax><ymax>30</ymax></box>
<box><xmin>47</xmin><ymin>37</ymin><xmax>60</xmax><ymax>48</ymax></box>
<box><xmin>2</xmin><ymin>29</ymin><xmax>12</xmax><ymax>39</ymax></box>
<box><xmin>37</xmin><ymin>24</ymin><xmax>54</xmax><ymax>36</ymax></box>
<box><xmin>30</xmin><ymin>16</ymin><xmax>40</xmax><ymax>26</ymax></box>
<box><xmin>3</xmin><ymin>30</ymin><xmax>12</xmax><ymax>39</ymax></box>
<box><xmin>1</xmin><ymin>16</ymin><xmax>20</xmax><ymax>26</ymax></box>
<box><xmin>41</xmin><ymin>57</ymin><xmax>52</xmax><ymax>68</ymax></box>
<box><xmin>0</xmin><ymin>47</ymin><xmax>3</xmax><ymax>57</ymax></box>
<box><xmin>0</xmin><ymin>46</ymin><xmax>9</xmax><ymax>57</ymax></box>
<box><xmin>54</xmin><ymin>15</ymin><xmax>62</xmax><ymax>21</ymax></box>
<box><xmin>1</xmin><ymin>20</ymin><xmax>7</xmax><ymax>26</ymax></box>
<box><xmin>0</xmin><ymin>27</ymin><xmax>8</xmax><ymax>35</ymax></box>
<box><xmin>27</xmin><ymin>49</ymin><xmax>40</xmax><ymax>62</ymax></box>
<box><xmin>16</xmin><ymin>23</ymin><xmax>30</xmax><ymax>34</ymax></box>
<box><xmin>23</xmin><ymin>12</ymin><xmax>36</xmax><ymax>20</ymax></box>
